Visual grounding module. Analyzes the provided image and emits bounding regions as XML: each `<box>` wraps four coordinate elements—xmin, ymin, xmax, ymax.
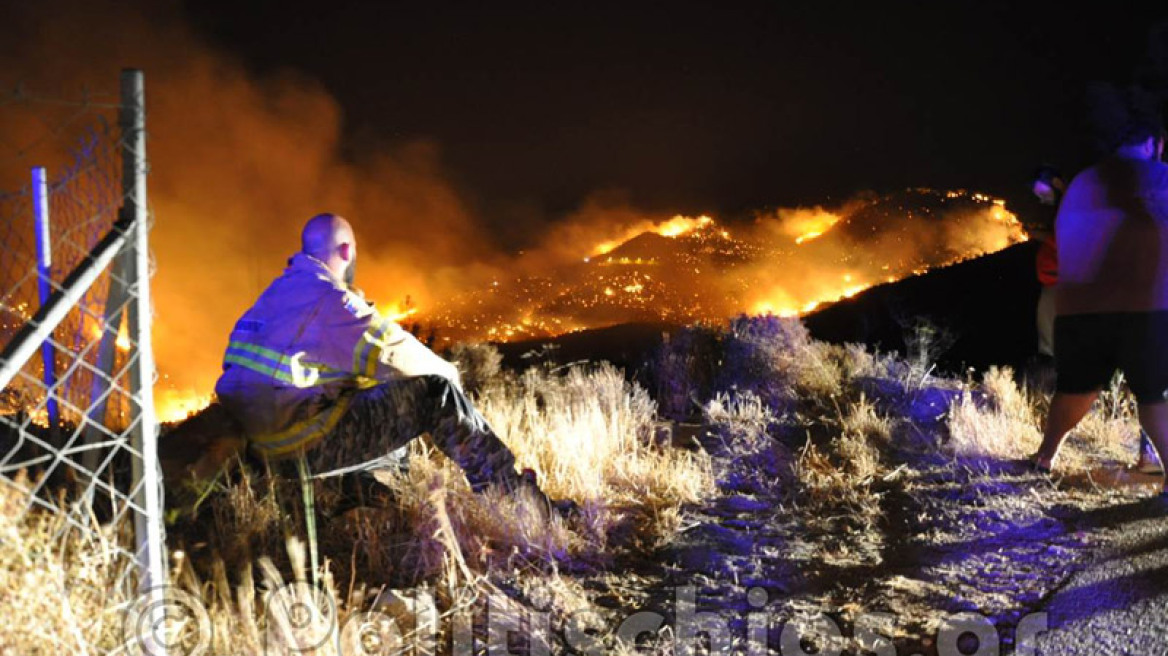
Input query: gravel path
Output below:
<box><xmin>1035</xmin><ymin>494</ymin><xmax>1168</xmax><ymax>656</ymax></box>
<box><xmin>556</xmin><ymin>415</ymin><xmax>1166</xmax><ymax>655</ymax></box>
<box><xmin>583</xmin><ymin>420</ymin><xmax>1127</xmax><ymax>655</ymax></box>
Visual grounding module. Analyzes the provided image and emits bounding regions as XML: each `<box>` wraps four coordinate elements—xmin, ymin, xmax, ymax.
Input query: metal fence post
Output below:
<box><xmin>0</xmin><ymin>74</ymin><xmax>180</xmax><ymax>652</ymax></box>
<box><xmin>82</xmin><ymin>242</ymin><xmax>132</xmax><ymax>476</ymax></box>
<box><xmin>120</xmin><ymin>69</ymin><xmax>167</xmax><ymax>599</ymax></box>
<box><xmin>31</xmin><ymin>166</ymin><xmax>59</xmax><ymax>429</ymax></box>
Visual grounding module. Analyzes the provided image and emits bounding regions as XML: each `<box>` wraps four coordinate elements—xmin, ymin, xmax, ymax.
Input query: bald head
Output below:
<box><xmin>301</xmin><ymin>213</ymin><xmax>357</xmax><ymax>284</ymax></box>
<box><xmin>301</xmin><ymin>213</ymin><xmax>353</xmax><ymax>256</ymax></box>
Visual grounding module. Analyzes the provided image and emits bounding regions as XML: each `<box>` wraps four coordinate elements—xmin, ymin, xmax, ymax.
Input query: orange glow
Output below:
<box><xmin>156</xmin><ymin>389</ymin><xmax>213</xmax><ymax>424</ymax></box>
<box><xmin>656</xmin><ymin>215</ymin><xmax>714</xmax><ymax>238</ymax></box>
<box><xmin>27</xmin><ymin>407</ymin><xmax>50</xmax><ymax>428</ymax></box>
<box><xmin>592</xmin><ymin>214</ymin><xmax>715</xmax><ymax>255</ymax></box>
<box><xmin>747</xmin><ymin>192</ymin><xmax>1026</xmax><ymax>319</ymax></box>
<box><xmin>988</xmin><ymin>203</ymin><xmax>1022</xmax><ymax>231</ymax></box>
<box><xmin>0</xmin><ymin>9</ymin><xmax>1036</xmax><ymax>462</ymax></box>
<box><xmin>136</xmin><ymin>183</ymin><xmax>1022</xmax><ymax>412</ymax></box>
<box><xmin>414</xmin><ymin>188</ymin><xmax>1029</xmax><ymax>348</ymax></box>
<box><xmin>794</xmin><ymin>231</ymin><xmax>826</xmax><ymax>244</ymax></box>
<box><xmin>778</xmin><ymin>208</ymin><xmax>843</xmax><ymax>244</ymax></box>
<box><xmin>378</xmin><ymin>303</ymin><xmax>419</xmax><ymax>323</ymax></box>
<box><xmin>841</xmin><ymin>284</ymin><xmax>867</xmax><ymax>298</ymax></box>
<box><xmin>86</xmin><ymin>321</ymin><xmax>131</xmax><ymax>352</ymax></box>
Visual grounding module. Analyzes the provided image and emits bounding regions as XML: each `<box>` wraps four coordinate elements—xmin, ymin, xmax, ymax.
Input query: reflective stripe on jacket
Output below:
<box><xmin>214</xmin><ymin>253</ymin><xmax>460</xmax><ymax>459</ymax></box>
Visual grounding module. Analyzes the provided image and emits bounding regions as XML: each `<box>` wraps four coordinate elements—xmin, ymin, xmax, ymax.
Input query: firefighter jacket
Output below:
<box><xmin>214</xmin><ymin>253</ymin><xmax>460</xmax><ymax>459</ymax></box>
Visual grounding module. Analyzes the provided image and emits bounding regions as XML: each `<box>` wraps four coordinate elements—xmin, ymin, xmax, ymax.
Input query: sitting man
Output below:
<box><xmin>215</xmin><ymin>213</ymin><xmax>570</xmax><ymax>513</ymax></box>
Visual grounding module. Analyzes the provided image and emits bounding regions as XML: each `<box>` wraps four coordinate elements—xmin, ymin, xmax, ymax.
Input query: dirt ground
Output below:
<box><xmin>553</xmin><ymin>427</ymin><xmax>1166</xmax><ymax>655</ymax></box>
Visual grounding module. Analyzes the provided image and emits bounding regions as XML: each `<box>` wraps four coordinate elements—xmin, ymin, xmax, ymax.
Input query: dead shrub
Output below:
<box><xmin>447</xmin><ymin>341</ymin><xmax>506</xmax><ymax>397</ymax></box>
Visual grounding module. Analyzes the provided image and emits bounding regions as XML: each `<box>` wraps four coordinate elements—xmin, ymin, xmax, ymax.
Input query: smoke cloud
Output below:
<box><xmin>0</xmin><ymin>1</ymin><xmax>518</xmax><ymax>414</ymax></box>
<box><xmin>0</xmin><ymin>2</ymin><xmax>1028</xmax><ymax>419</ymax></box>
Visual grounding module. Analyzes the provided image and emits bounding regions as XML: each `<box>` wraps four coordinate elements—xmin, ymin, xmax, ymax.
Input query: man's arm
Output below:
<box><xmin>333</xmin><ymin>289</ymin><xmax>462</xmax><ymax>387</ymax></box>
<box><xmin>359</xmin><ymin>313</ymin><xmax>462</xmax><ymax>387</ymax></box>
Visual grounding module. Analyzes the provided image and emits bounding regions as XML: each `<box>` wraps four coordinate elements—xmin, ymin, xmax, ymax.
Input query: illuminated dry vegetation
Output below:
<box><xmin>1</xmin><ymin>316</ymin><xmax>1157</xmax><ymax>654</ymax></box>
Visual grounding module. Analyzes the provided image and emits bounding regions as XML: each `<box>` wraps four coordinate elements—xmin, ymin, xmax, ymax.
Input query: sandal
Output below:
<box><xmin>1027</xmin><ymin>455</ymin><xmax>1052</xmax><ymax>475</ymax></box>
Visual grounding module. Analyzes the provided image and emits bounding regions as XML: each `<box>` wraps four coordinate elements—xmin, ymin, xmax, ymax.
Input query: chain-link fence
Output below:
<box><xmin>0</xmin><ymin>71</ymin><xmax>166</xmax><ymax>653</ymax></box>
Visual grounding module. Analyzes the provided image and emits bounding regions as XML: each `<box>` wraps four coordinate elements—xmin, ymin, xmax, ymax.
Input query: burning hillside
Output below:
<box><xmin>421</xmin><ymin>188</ymin><xmax>1027</xmax><ymax>345</ymax></box>
<box><xmin>0</xmin><ymin>5</ymin><xmax>1025</xmax><ymax>423</ymax></box>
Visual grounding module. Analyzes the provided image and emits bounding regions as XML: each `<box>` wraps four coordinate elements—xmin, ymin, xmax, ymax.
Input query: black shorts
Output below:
<box><xmin>1054</xmin><ymin>311</ymin><xmax>1168</xmax><ymax>403</ymax></box>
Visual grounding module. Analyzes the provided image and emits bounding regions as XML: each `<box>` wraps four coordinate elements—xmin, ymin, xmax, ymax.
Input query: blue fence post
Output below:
<box><xmin>32</xmin><ymin>166</ymin><xmax>58</xmax><ymax>428</ymax></box>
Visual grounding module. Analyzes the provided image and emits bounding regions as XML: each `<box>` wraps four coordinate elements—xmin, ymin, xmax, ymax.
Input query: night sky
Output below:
<box><xmin>182</xmin><ymin>1</ymin><xmax>1168</xmax><ymax>239</ymax></box>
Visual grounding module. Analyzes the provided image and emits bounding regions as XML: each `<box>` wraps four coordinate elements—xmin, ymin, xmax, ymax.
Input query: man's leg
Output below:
<box><xmin>1036</xmin><ymin>312</ymin><xmax>1114</xmax><ymax>470</ymax></box>
<box><xmin>1036</xmin><ymin>285</ymin><xmax>1056</xmax><ymax>358</ymax></box>
<box><xmin>410</xmin><ymin>375</ymin><xmax>524</xmax><ymax>492</ymax></box>
<box><xmin>308</xmin><ymin>376</ymin><xmax>521</xmax><ymax>492</ymax></box>
<box><xmin>1137</xmin><ymin>402</ymin><xmax>1168</xmax><ymax>494</ymax></box>
<box><xmin>1129</xmin><ymin>312</ymin><xmax>1168</xmax><ymax>480</ymax></box>
<box><xmin>414</xmin><ymin>376</ymin><xmax>577</xmax><ymax>514</ymax></box>
<box><xmin>1033</xmin><ymin>391</ymin><xmax>1098</xmax><ymax>469</ymax></box>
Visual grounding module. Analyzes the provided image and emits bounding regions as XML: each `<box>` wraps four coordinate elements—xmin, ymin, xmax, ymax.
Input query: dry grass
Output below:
<box><xmin>2</xmin><ymin>322</ymin><xmax>1155</xmax><ymax>653</ymax></box>
<box><xmin>946</xmin><ymin>366</ymin><xmax>1042</xmax><ymax>461</ymax></box>
<box><xmin>836</xmin><ymin>341</ymin><xmax>908</xmax><ymax>384</ymax></box>
<box><xmin>2</xmin><ymin>354</ymin><xmax>717</xmax><ymax>654</ymax></box>
<box><xmin>196</xmin><ymin>359</ymin><xmax>711</xmax><ymax>652</ymax></box>
<box><xmin>477</xmin><ymin>363</ymin><xmax>712</xmax><ymax>511</ymax></box>
<box><xmin>1067</xmin><ymin>373</ymin><xmax>1142</xmax><ymax>470</ymax></box>
<box><xmin>722</xmin><ymin>314</ymin><xmax>844</xmax><ymax>405</ymax></box>
<box><xmin>703</xmin><ymin>390</ymin><xmax>777</xmax><ymax>453</ymax></box>
<box><xmin>0</xmin><ymin>473</ymin><xmax>127</xmax><ymax>654</ymax></box>
<box><xmin>946</xmin><ymin>366</ymin><xmax>1143</xmax><ymax>472</ymax></box>
<box><xmin>837</xmin><ymin>394</ymin><xmax>892</xmax><ymax>482</ymax></box>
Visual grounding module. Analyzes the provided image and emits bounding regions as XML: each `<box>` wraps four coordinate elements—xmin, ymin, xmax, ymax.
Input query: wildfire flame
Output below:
<box><xmin>146</xmin><ymin>190</ymin><xmax>1026</xmax><ymax>424</ymax></box>
<box><xmin>750</xmin><ymin>274</ymin><xmax>871</xmax><ymax>317</ymax></box>
<box><xmin>793</xmin><ymin>214</ymin><xmax>842</xmax><ymax>244</ymax></box>
<box><xmin>656</xmin><ymin>215</ymin><xmax>714</xmax><ymax>238</ymax></box>
<box><xmin>156</xmin><ymin>388</ymin><xmax>213</xmax><ymax>424</ymax></box>
<box><xmin>748</xmin><ymin>191</ymin><xmax>1027</xmax><ymax>318</ymax></box>
<box><xmin>379</xmin><ymin>303</ymin><xmax>419</xmax><ymax>323</ymax></box>
<box><xmin>592</xmin><ymin>214</ymin><xmax>715</xmax><ymax>256</ymax></box>
<box><xmin>0</xmin><ymin>9</ymin><xmax>1032</xmax><ymax>471</ymax></box>
<box><xmin>87</xmin><ymin>322</ymin><xmax>131</xmax><ymax>351</ymax></box>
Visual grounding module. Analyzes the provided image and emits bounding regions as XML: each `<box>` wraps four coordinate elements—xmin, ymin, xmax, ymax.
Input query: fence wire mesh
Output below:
<box><xmin>0</xmin><ymin>77</ymin><xmax>165</xmax><ymax>653</ymax></box>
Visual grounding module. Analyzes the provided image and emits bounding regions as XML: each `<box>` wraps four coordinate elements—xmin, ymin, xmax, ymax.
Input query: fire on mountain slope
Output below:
<box><xmin>423</xmin><ymin>188</ymin><xmax>1027</xmax><ymax>344</ymax></box>
<box><xmin>590</xmin><ymin>215</ymin><xmax>718</xmax><ymax>257</ymax></box>
<box><xmin>150</xmin><ymin>188</ymin><xmax>1023</xmax><ymax>421</ymax></box>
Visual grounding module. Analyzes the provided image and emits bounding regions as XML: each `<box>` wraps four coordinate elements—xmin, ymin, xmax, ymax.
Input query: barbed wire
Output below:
<box><xmin>0</xmin><ymin>83</ymin><xmax>126</xmax><ymax>170</ymax></box>
<box><xmin>0</xmin><ymin>82</ymin><xmax>123</xmax><ymax>109</ymax></box>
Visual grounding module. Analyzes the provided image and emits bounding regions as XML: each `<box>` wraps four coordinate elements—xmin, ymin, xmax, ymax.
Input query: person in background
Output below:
<box><xmin>1138</xmin><ymin>131</ymin><xmax>1168</xmax><ymax>476</ymax></box>
<box><xmin>1031</xmin><ymin>165</ymin><xmax>1064</xmax><ymax>362</ymax></box>
<box><xmin>1030</xmin><ymin>107</ymin><xmax>1168</xmax><ymax>499</ymax></box>
<box><xmin>1030</xmin><ymin>164</ymin><xmax>1161</xmax><ymax>474</ymax></box>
